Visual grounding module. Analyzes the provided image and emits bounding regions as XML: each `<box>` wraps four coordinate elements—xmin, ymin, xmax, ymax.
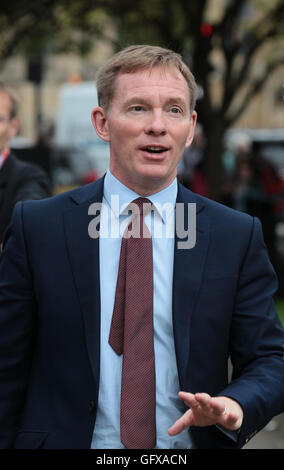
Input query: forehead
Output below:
<box><xmin>0</xmin><ymin>91</ymin><xmax>12</xmax><ymax>116</ymax></box>
<box><xmin>112</xmin><ymin>66</ymin><xmax>190</xmax><ymax>105</ymax></box>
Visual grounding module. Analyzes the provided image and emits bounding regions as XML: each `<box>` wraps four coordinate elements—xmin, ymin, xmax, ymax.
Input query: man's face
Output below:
<box><xmin>0</xmin><ymin>92</ymin><xmax>19</xmax><ymax>154</ymax></box>
<box><xmin>92</xmin><ymin>66</ymin><xmax>197</xmax><ymax>194</ymax></box>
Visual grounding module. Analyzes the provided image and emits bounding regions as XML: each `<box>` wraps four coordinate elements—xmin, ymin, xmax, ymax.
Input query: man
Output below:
<box><xmin>0</xmin><ymin>45</ymin><xmax>283</xmax><ymax>449</ymax></box>
<box><xmin>0</xmin><ymin>82</ymin><xmax>50</xmax><ymax>244</ymax></box>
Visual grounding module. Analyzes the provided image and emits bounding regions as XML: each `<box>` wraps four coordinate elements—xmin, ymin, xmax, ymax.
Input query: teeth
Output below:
<box><xmin>145</xmin><ymin>146</ymin><xmax>166</xmax><ymax>152</ymax></box>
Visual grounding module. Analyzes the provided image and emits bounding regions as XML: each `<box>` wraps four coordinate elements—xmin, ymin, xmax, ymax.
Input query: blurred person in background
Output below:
<box><xmin>222</xmin><ymin>141</ymin><xmax>284</xmax><ymax>269</ymax></box>
<box><xmin>0</xmin><ymin>82</ymin><xmax>50</xmax><ymax>246</ymax></box>
<box><xmin>249</xmin><ymin>143</ymin><xmax>284</xmax><ymax>269</ymax></box>
<box><xmin>250</xmin><ymin>142</ymin><xmax>284</xmax><ymax>218</ymax></box>
<box><xmin>221</xmin><ymin>133</ymin><xmax>252</xmax><ymax>208</ymax></box>
<box><xmin>230</xmin><ymin>154</ymin><xmax>267</xmax><ymax>215</ymax></box>
<box><xmin>178</xmin><ymin>123</ymin><xmax>208</xmax><ymax>196</ymax></box>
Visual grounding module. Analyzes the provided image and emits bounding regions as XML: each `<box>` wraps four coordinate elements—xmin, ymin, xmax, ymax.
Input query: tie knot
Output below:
<box><xmin>131</xmin><ymin>197</ymin><xmax>152</xmax><ymax>217</ymax></box>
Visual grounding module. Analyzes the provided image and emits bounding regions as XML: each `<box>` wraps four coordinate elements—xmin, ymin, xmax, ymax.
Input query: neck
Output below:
<box><xmin>109</xmin><ymin>171</ymin><xmax>176</xmax><ymax>197</ymax></box>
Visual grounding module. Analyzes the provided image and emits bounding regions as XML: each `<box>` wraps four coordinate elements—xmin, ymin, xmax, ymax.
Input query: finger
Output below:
<box><xmin>178</xmin><ymin>391</ymin><xmax>199</xmax><ymax>410</ymax></box>
<box><xmin>225</xmin><ymin>412</ymin><xmax>238</xmax><ymax>424</ymax></box>
<box><xmin>221</xmin><ymin>412</ymin><xmax>241</xmax><ymax>430</ymax></box>
<box><xmin>196</xmin><ymin>394</ymin><xmax>227</xmax><ymax>418</ymax></box>
<box><xmin>194</xmin><ymin>393</ymin><xmax>213</xmax><ymax>413</ymax></box>
<box><xmin>168</xmin><ymin>409</ymin><xmax>193</xmax><ymax>436</ymax></box>
<box><xmin>210</xmin><ymin>398</ymin><xmax>227</xmax><ymax>416</ymax></box>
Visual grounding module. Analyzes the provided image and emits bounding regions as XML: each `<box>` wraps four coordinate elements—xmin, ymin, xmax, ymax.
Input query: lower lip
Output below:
<box><xmin>139</xmin><ymin>149</ymin><xmax>169</xmax><ymax>160</ymax></box>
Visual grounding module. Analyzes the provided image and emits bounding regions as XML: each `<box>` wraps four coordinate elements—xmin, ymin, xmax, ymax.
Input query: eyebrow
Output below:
<box><xmin>123</xmin><ymin>96</ymin><xmax>188</xmax><ymax>108</ymax></box>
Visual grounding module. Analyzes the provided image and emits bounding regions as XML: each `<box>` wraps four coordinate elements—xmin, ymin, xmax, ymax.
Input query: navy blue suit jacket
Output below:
<box><xmin>0</xmin><ymin>177</ymin><xmax>283</xmax><ymax>449</ymax></box>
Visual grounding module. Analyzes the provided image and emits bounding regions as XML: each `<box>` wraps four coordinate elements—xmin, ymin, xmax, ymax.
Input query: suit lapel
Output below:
<box><xmin>63</xmin><ymin>178</ymin><xmax>104</xmax><ymax>387</ymax></box>
<box><xmin>173</xmin><ymin>184</ymin><xmax>210</xmax><ymax>389</ymax></box>
<box><xmin>63</xmin><ymin>177</ymin><xmax>210</xmax><ymax>392</ymax></box>
<box><xmin>0</xmin><ymin>153</ymin><xmax>12</xmax><ymax>188</ymax></box>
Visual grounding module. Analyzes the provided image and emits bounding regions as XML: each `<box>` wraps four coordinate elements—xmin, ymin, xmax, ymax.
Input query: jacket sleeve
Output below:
<box><xmin>220</xmin><ymin>216</ymin><xmax>284</xmax><ymax>448</ymax></box>
<box><xmin>0</xmin><ymin>202</ymin><xmax>36</xmax><ymax>448</ymax></box>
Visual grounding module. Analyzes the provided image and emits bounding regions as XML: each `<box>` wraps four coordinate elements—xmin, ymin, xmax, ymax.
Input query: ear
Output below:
<box><xmin>185</xmin><ymin>111</ymin><xmax>197</xmax><ymax>149</ymax></box>
<box><xmin>9</xmin><ymin>117</ymin><xmax>20</xmax><ymax>139</ymax></box>
<box><xmin>91</xmin><ymin>106</ymin><xmax>110</xmax><ymax>142</ymax></box>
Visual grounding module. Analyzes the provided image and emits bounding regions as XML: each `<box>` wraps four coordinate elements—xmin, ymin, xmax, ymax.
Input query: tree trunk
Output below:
<box><xmin>203</xmin><ymin>121</ymin><xmax>226</xmax><ymax>202</ymax></box>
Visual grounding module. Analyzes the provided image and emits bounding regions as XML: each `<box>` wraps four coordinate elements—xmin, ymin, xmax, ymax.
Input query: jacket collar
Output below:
<box><xmin>173</xmin><ymin>182</ymin><xmax>210</xmax><ymax>388</ymax></box>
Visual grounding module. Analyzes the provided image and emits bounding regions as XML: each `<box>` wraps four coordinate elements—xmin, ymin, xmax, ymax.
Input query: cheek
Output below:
<box><xmin>110</xmin><ymin>124</ymin><xmax>140</xmax><ymax>160</ymax></box>
<box><xmin>171</xmin><ymin>121</ymin><xmax>191</xmax><ymax>140</ymax></box>
<box><xmin>109</xmin><ymin>116</ymin><xmax>140</xmax><ymax>138</ymax></box>
<box><xmin>174</xmin><ymin>130</ymin><xmax>191</xmax><ymax>151</ymax></box>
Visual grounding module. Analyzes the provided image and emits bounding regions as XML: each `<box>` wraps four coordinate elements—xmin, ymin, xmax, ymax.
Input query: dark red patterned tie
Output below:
<box><xmin>109</xmin><ymin>197</ymin><xmax>156</xmax><ymax>449</ymax></box>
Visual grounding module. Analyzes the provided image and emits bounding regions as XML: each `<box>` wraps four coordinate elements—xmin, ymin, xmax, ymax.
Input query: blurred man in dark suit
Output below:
<box><xmin>0</xmin><ymin>82</ymin><xmax>50</xmax><ymax>245</ymax></box>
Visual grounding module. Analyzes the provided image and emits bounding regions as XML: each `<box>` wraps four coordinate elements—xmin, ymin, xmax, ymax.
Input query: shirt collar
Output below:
<box><xmin>0</xmin><ymin>148</ymin><xmax>10</xmax><ymax>169</ymax></box>
<box><xmin>103</xmin><ymin>169</ymin><xmax>177</xmax><ymax>223</ymax></box>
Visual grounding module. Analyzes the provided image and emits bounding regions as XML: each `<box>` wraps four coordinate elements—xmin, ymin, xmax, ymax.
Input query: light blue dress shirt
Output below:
<box><xmin>91</xmin><ymin>170</ymin><xmax>193</xmax><ymax>449</ymax></box>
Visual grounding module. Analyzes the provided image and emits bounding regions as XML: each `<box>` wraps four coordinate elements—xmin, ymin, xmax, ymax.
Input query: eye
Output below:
<box><xmin>131</xmin><ymin>106</ymin><xmax>144</xmax><ymax>112</ymax></box>
<box><xmin>170</xmin><ymin>107</ymin><xmax>181</xmax><ymax>114</ymax></box>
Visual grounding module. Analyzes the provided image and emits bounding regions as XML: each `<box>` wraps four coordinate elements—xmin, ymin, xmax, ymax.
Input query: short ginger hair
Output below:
<box><xmin>96</xmin><ymin>45</ymin><xmax>198</xmax><ymax>113</ymax></box>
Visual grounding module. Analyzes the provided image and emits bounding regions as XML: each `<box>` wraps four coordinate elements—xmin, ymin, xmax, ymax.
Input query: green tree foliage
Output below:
<box><xmin>0</xmin><ymin>0</ymin><xmax>114</xmax><ymax>61</ymax></box>
<box><xmin>1</xmin><ymin>0</ymin><xmax>283</xmax><ymax>199</ymax></box>
<box><xmin>105</xmin><ymin>0</ymin><xmax>284</xmax><ymax>198</ymax></box>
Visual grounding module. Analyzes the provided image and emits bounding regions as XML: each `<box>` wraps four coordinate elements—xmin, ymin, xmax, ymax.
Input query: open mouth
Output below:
<box><xmin>140</xmin><ymin>146</ymin><xmax>169</xmax><ymax>154</ymax></box>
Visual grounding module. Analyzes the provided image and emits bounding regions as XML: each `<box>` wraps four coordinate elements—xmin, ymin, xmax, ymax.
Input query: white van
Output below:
<box><xmin>54</xmin><ymin>82</ymin><xmax>110</xmax><ymax>180</ymax></box>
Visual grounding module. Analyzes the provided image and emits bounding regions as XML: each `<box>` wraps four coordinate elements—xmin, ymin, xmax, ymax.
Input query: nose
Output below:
<box><xmin>144</xmin><ymin>110</ymin><xmax>167</xmax><ymax>136</ymax></box>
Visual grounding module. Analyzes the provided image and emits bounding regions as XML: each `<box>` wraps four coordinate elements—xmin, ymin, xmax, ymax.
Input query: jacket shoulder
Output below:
<box><xmin>199</xmin><ymin>192</ymin><xmax>252</xmax><ymax>223</ymax></box>
<box><xmin>178</xmin><ymin>183</ymin><xmax>253</xmax><ymax>228</ymax></box>
<box><xmin>4</xmin><ymin>153</ymin><xmax>46</xmax><ymax>178</ymax></box>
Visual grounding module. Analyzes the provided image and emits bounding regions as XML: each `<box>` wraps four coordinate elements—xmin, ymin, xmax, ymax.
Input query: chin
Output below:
<box><xmin>138</xmin><ymin>162</ymin><xmax>173</xmax><ymax>179</ymax></box>
<box><xmin>135</xmin><ymin>167</ymin><xmax>175</xmax><ymax>191</ymax></box>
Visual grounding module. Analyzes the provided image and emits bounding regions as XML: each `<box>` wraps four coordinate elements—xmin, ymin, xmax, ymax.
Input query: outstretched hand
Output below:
<box><xmin>168</xmin><ymin>392</ymin><xmax>243</xmax><ymax>436</ymax></box>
